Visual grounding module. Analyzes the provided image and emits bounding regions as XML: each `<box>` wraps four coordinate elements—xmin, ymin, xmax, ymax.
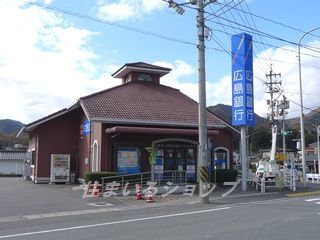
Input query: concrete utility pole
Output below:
<box><xmin>197</xmin><ymin>0</ymin><xmax>209</xmax><ymax>204</ymax></box>
<box><xmin>166</xmin><ymin>0</ymin><xmax>216</xmax><ymax>204</ymax></box>
<box><xmin>277</xmin><ymin>95</ymin><xmax>289</xmax><ymax>160</ymax></box>
<box><xmin>265</xmin><ymin>65</ymin><xmax>281</xmax><ymax>124</ymax></box>
<box><xmin>265</xmin><ymin>65</ymin><xmax>281</xmax><ymax>162</ymax></box>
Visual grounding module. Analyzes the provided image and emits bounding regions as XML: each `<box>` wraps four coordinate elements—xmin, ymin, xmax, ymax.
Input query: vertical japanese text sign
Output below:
<box><xmin>231</xmin><ymin>33</ymin><xmax>254</xmax><ymax>126</ymax></box>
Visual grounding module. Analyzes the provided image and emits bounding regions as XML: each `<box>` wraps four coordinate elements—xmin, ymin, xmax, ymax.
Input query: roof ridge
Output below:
<box><xmin>80</xmin><ymin>82</ymin><xmax>181</xmax><ymax>101</ymax></box>
<box><xmin>80</xmin><ymin>83</ymin><xmax>126</xmax><ymax>100</ymax></box>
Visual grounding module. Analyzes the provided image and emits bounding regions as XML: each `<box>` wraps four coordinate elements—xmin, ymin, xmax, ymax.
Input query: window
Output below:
<box><xmin>92</xmin><ymin>140</ymin><xmax>99</xmax><ymax>172</ymax></box>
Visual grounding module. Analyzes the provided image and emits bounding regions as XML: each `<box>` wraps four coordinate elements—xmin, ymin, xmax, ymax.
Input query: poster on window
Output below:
<box><xmin>117</xmin><ymin>147</ymin><xmax>140</xmax><ymax>174</ymax></box>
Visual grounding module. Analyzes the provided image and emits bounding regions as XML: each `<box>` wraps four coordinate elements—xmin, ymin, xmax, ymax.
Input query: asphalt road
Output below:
<box><xmin>1</xmin><ymin>195</ymin><xmax>320</xmax><ymax>240</ymax></box>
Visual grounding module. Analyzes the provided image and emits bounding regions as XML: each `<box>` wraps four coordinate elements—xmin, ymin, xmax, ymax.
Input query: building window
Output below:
<box><xmin>213</xmin><ymin>148</ymin><xmax>229</xmax><ymax>169</ymax></box>
<box><xmin>92</xmin><ymin>140</ymin><xmax>99</xmax><ymax>172</ymax></box>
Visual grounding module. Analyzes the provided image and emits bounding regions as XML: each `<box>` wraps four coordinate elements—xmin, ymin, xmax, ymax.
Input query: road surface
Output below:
<box><xmin>0</xmin><ymin>194</ymin><xmax>320</xmax><ymax>240</ymax></box>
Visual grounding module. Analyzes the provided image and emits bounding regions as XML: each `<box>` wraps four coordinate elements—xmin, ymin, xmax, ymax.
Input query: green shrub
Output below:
<box><xmin>210</xmin><ymin>169</ymin><xmax>238</xmax><ymax>183</ymax></box>
<box><xmin>84</xmin><ymin>171</ymin><xmax>118</xmax><ymax>183</ymax></box>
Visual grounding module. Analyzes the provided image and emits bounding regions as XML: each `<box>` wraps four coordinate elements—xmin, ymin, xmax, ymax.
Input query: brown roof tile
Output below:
<box><xmin>80</xmin><ymin>82</ymin><xmax>225</xmax><ymax>127</ymax></box>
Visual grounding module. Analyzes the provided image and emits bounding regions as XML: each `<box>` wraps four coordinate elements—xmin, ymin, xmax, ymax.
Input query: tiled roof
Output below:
<box><xmin>80</xmin><ymin>82</ymin><xmax>226</xmax><ymax>127</ymax></box>
<box><xmin>112</xmin><ymin>62</ymin><xmax>171</xmax><ymax>79</ymax></box>
<box><xmin>0</xmin><ymin>151</ymin><xmax>28</xmax><ymax>160</ymax></box>
<box><xmin>125</xmin><ymin>62</ymin><xmax>171</xmax><ymax>71</ymax></box>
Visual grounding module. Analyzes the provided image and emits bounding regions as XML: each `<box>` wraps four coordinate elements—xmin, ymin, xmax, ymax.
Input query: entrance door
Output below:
<box><xmin>164</xmin><ymin>149</ymin><xmax>175</xmax><ymax>171</ymax></box>
<box><xmin>164</xmin><ymin>149</ymin><xmax>186</xmax><ymax>171</ymax></box>
<box><xmin>176</xmin><ymin>148</ymin><xmax>186</xmax><ymax>171</ymax></box>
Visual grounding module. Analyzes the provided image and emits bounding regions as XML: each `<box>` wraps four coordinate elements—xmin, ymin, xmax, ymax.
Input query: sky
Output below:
<box><xmin>1</xmin><ymin>0</ymin><xmax>320</xmax><ymax>124</ymax></box>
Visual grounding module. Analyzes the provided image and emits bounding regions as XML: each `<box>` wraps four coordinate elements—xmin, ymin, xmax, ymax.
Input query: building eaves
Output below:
<box><xmin>17</xmin><ymin>102</ymin><xmax>80</xmax><ymax>137</ymax></box>
<box><xmin>112</xmin><ymin>62</ymin><xmax>171</xmax><ymax>78</ymax></box>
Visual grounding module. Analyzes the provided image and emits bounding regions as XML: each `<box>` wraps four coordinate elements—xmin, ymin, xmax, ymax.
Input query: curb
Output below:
<box><xmin>287</xmin><ymin>190</ymin><xmax>320</xmax><ymax>198</ymax></box>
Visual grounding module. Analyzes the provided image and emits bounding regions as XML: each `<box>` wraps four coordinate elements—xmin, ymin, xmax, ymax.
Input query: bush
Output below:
<box><xmin>84</xmin><ymin>171</ymin><xmax>118</xmax><ymax>183</ymax></box>
<box><xmin>210</xmin><ymin>169</ymin><xmax>238</xmax><ymax>183</ymax></box>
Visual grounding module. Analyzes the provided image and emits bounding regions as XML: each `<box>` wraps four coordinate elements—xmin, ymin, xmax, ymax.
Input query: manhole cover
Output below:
<box><xmin>87</xmin><ymin>202</ymin><xmax>113</xmax><ymax>207</ymax></box>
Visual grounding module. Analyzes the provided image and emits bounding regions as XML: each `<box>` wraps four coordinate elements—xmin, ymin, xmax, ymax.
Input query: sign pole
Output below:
<box><xmin>240</xmin><ymin>127</ymin><xmax>247</xmax><ymax>191</ymax></box>
<box><xmin>231</xmin><ymin>33</ymin><xmax>254</xmax><ymax>192</ymax></box>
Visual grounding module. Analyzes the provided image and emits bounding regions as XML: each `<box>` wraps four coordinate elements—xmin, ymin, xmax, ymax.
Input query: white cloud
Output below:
<box><xmin>251</xmin><ymin>42</ymin><xmax>320</xmax><ymax>119</ymax></box>
<box><xmin>153</xmin><ymin>60</ymin><xmax>199</xmax><ymax>100</ymax></box>
<box><xmin>97</xmin><ymin>0</ymin><xmax>166</xmax><ymax>21</ymax></box>
<box><xmin>156</xmin><ymin>42</ymin><xmax>320</xmax><ymax>122</ymax></box>
<box><xmin>153</xmin><ymin>60</ymin><xmax>232</xmax><ymax>108</ymax></box>
<box><xmin>0</xmin><ymin>1</ymin><xmax>120</xmax><ymax>123</ymax></box>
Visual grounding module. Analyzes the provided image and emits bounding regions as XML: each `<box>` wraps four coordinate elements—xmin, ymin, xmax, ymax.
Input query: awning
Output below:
<box><xmin>105</xmin><ymin>126</ymin><xmax>219</xmax><ymax>136</ymax></box>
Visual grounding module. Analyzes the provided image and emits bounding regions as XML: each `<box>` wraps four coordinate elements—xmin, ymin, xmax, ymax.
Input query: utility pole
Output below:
<box><xmin>265</xmin><ymin>65</ymin><xmax>281</xmax><ymax>162</ymax></box>
<box><xmin>197</xmin><ymin>0</ymin><xmax>209</xmax><ymax>204</ymax></box>
<box><xmin>277</xmin><ymin>95</ymin><xmax>289</xmax><ymax>161</ymax></box>
<box><xmin>166</xmin><ymin>0</ymin><xmax>217</xmax><ymax>204</ymax></box>
<box><xmin>265</xmin><ymin>65</ymin><xmax>281</xmax><ymax>124</ymax></box>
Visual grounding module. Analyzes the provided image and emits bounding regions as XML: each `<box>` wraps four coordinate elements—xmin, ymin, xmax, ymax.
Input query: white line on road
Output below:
<box><xmin>305</xmin><ymin>198</ymin><xmax>320</xmax><ymax>202</ymax></box>
<box><xmin>0</xmin><ymin>207</ymin><xmax>230</xmax><ymax>239</ymax></box>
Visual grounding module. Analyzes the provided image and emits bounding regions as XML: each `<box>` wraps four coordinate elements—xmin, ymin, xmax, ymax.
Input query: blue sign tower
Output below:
<box><xmin>231</xmin><ymin>33</ymin><xmax>254</xmax><ymax>126</ymax></box>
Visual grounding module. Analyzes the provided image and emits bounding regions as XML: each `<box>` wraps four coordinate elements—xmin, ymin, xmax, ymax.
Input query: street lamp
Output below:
<box><xmin>317</xmin><ymin>125</ymin><xmax>320</xmax><ymax>177</ymax></box>
<box><xmin>298</xmin><ymin>27</ymin><xmax>320</xmax><ymax>187</ymax></box>
<box><xmin>303</xmin><ymin>122</ymin><xmax>320</xmax><ymax>177</ymax></box>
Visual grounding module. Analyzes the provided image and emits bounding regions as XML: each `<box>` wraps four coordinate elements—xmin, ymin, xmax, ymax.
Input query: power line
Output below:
<box><xmin>181</xmin><ymin>3</ymin><xmax>320</xmax><ymax>55</ymax></box>
<box><xmin>284</xmin><ymin>90</ymin><xmax>320</xmax><ymax>96</ymax></box>
<box><xmin>215</xmin><ymin>1</ymin><xmax>320</xmax><ymax>40</ymax></box>
<box><xmin>211</xmin><ymin>25</ymin><xmax>320</xmax><ymax>59</ymax></box>
<box><xmin>23</xmin><ymin>0</ymin><xmax>197</xmax><ymax>47</ymax></box>
<box><xmin>285</xmin><ymin>96</ymin><xmax>320</xmax><ymax>114</ymax></box>
<box><xmin>210</xmin><ymin>35</ymin><xmax>266</xmax><ymax>84</ymax></box>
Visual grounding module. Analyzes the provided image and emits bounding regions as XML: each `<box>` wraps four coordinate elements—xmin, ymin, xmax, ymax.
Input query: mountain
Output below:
<box><xmin>207</xmin><ymin>104</ymin><xmax>266</xmax><ymax>126</ymax></box>
<box><xmin>0</xmin><ymin>119</ymin><xmax>26</xmax><ymax>148</ymax></box>
<box><xmin>0</xmin><ymin>119</ymin><xmax>24</xmax><ymax>135</ymax></box>
<box><xmin>286</xmin><ymin>107</ymin><xmax>320</xmax><ymax>133</ymax></box>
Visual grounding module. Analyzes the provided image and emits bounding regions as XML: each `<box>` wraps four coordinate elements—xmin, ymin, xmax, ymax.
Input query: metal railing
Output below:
<box><xmin>101</xmin><ymin>170</ymin><xmax>189</xmax><ymax>191</ymax></box>
<box><xmin>155</xmin><ymin>170</ymin><xmax>187</xmax><ymax>185</ymax></box>
<box><xmin>101</xmin><ymin>172</ymin><xmax>151</xmax><ymax>191</ymax></box>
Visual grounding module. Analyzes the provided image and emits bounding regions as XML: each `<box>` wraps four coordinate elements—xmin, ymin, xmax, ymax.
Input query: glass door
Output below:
<box><xmin>164</xmin><ymin>149</ymin><xmax>175</xmax><ymax>171</ymax></box>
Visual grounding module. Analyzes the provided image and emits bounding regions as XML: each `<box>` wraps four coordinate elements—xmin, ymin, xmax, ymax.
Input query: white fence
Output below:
<box><xmin>249</xmin><ymin>171</ymin><xmax>296</xmax><ymax>193</ymax></box>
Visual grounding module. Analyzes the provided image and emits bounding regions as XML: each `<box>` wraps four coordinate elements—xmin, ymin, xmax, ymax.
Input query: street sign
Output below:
<box><xmin>231</xmin><ymin>33</ymin><xmax>254</xmax><ymax>126</ymax></box>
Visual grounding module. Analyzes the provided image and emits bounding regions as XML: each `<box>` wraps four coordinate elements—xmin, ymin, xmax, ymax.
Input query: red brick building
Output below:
<box><xmin>19</xmin><ymin>62</ymin><xmax>239</xmax><ymax>183</ymax></box>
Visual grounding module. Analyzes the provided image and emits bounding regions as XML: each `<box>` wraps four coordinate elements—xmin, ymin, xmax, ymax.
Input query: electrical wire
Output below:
<box><xmin>181</xmin><ymin>3</ymin><xmax>320</xmax><ymax>55</ymax></box>
<box><xmin>214</xmin><ymin>1</ymin><xmax>320</xmax><ymax>40</ymax></box>
<box><xmin>23</xmin><ymin>0</ymin><xmax>197</xmax><ymax>47</ymax></box>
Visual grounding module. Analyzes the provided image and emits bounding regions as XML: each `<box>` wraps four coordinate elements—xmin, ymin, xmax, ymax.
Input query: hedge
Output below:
<box><xmin>210</xmin><ymin>169</ymin><xmax>238</xmax><ymax>183</ymax></box>
<box><xmin>84</xmin><ymin>172</ymin><xmax>118</xmax><ymax>183</ymax></box>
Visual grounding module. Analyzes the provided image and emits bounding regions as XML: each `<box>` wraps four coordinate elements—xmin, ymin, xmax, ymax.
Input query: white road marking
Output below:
<box><xmin>0</xmin><ymin>208</ymin><xmax>122</xmax><ymax>223</ymax></box>
<box><xmin>0</xmin><ymin>207</ymin><xmax>230</xmax><ymax>239</ymax></box>
<box><xmin>305</xmin><ymin>198</ymin><xmax>320</xmax><ymax>202</ymax></box>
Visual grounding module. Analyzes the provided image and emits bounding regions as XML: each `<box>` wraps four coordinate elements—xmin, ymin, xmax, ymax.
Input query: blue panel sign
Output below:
<box><xmin>80</xmin><ymin>119</ymin><xmax>91</xmax><ymax>136</ymax></box>
<box><xmin>231</xmin><ymin>33</ymin><xmax>254</xmax><ymax>126</ymax></box>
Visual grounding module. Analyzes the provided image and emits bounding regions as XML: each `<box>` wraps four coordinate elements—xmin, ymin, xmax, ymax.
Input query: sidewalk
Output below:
<box><xmin>1</xmin><ymin>177</ymin><xmax>320</xmax><ymax>222</ymax></box>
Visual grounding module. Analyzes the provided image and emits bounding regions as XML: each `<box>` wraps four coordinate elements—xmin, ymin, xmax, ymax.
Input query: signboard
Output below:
<box><xmin>154</xmin><ymin>165</ymin><xmax>164</xmax><ymax>174</ymax></box>
<box><xmin>231</xmin><ymin>33</ymin><xmax>254</xmax><ymax>126</ymax></box>
<box><xmin>117</xmin><ymin>147</ymin><xmax>140</xmax><ymax>174</ymax></box>
<box><xmin>50</xmin><ymin>154</ymin><xmax>70</xmax><ymax>183</ymax></box>
<box><xmin>187</xmin><ymin>165</ymin><xmax>195</xmax><ymax>174</ymax></box>
<box><xmin>80</xmin><ymin>119</ymin><xmax>90</xmax><ymax>136</ymax></box>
